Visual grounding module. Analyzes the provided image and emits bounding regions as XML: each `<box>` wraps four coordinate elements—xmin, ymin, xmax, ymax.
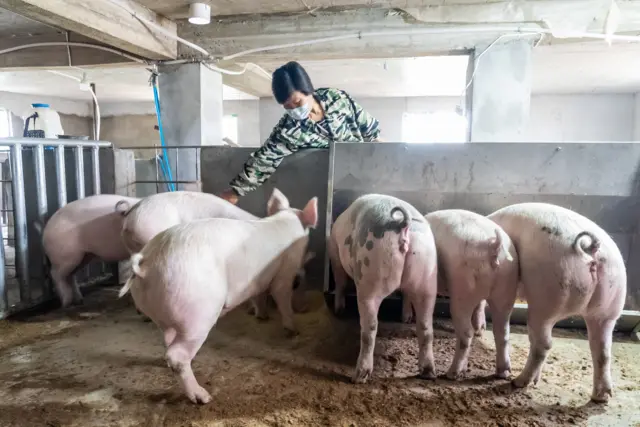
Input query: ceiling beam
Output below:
<box><xmin>0</xmin><ymin>0</ymin><xmax>177</xmax><ymax>60</ymax></box>
<box><xmin>218</xmin><ymin>62</ymin><xmax>272</xmax><ymax>98</ymax></box>
<box><xmin>178</xmin><ymin>3</ymin><xmax>640</xmax><ymax>62</ymax></box>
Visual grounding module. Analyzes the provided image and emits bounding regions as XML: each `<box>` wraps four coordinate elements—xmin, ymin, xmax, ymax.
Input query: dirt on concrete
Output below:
<box><xmin>0</xmin><ymin>287</ymin><xmax>638</xmax><ymax>427</ymax></box>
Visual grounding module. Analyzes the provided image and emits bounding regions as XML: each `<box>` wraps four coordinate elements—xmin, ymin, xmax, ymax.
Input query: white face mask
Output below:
<box><xmin>286</xmin><ymin>102</ymin><xmax>311</xmax><ymax>121</ymax></box>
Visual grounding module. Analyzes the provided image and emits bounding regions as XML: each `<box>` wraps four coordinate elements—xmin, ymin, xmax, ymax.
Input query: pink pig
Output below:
<box><xmin>421</xmin><ymin>209</ymin><xmax>518</xmax><ymax>380</ymax></box>
<box><xmin>116</xmin><ymin>190</ymin><xmax>310</xmax><ymax>316</ymax></box>
<box><xmin>115</xmin><ymin>191</ymin><xmax>257</xmax><ymax>254</ymax></box>
<box><xmin>35</xmin><ymin>194</ymin><xmax>141</xmax><ymax>307</ymax></box>
<box><xmin>118</xmin><ymin>189</ymin><xmax>317</xmax><ymax>404</ymax></box>
<box><xmin>488</xmin><ymin>202</ymin><xmax>627</xmax><ymax>403</ymax></box>
<box><xmin>329</xmin><ymin>194</ymin><xmax>438</xmax><ymax>383</ymax></box>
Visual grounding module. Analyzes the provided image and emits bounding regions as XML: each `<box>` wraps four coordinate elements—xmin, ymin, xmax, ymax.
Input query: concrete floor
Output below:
<box><xmin>0</xmin><ymin>287</ymin><xmax>638</xmax><ymax>427</ymax></box>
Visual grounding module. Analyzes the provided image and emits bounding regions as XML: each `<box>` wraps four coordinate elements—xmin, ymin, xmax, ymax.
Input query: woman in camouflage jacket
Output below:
<box><xmin>220</xmin><ymin>61</ymin><xmax>381</xmax><ymax>203</ymax></box>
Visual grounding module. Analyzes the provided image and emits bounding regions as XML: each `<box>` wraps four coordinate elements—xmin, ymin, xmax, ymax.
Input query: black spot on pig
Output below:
<box><xmin>541</xmin><ymin>226</ymin><xmax>562</xmax><ymax>237</ymax></box>
<box><xmin>356</xmin><ymin>205</ymin><xmax>412</xmax><ymax>247</ymax></box>
<box><xmin>364</xmin><ymin>257</ymin><xmax>370</xmax><ymax>267</ymax></box>
<box><xmin>344</xmin><ymin>235</ymin><xmax>353</xmax><ymax>247</ymax></box>
<box><xmin>355</xmin><ymin>260</ymin><xmax>363</xmax><ymax>282</ymax></box>
<box><xmin>366</xmin><ymin>241</ymin><xmax>374</xmax><ymax>251</ymax></box>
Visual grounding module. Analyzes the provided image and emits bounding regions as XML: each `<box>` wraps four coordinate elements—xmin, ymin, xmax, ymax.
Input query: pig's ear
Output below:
<box><xmin>267</xmin><ymin>188</ymin><xmax>290</xmax><ymax>216</ymax></box>
<box><xmin>301</xmin><ymin>197</ymin><xmax>318</xmax><ymax>229</ymax></box>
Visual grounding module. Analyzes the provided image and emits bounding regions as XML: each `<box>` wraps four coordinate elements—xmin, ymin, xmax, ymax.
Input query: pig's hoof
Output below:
<box><xmin>446</xmin><ymin>369</ymin><xmax>463</xmax><ymax>381</ymax></box>
<box><xmin>495</xmin><ymin>369</ymin><xmax>511</xmax><ymax>380</ymax></box>
<box><xmin>293</xmin><ymin>303</ymin><xmax>310</xmax><ymax>314</ymax></box>
<box><xmin>255</xmin><ymin>313</ymin><xmax>270</xmax><ymax>322</ymax></box>
<box><xmin>474</xmin><ymin>326</ymin><xmax>485</xmax><ymax>338</ymax></box>
<box><xmin>284</xmin><ymin>327</ymin><xmax>299</xmax><ymax>338</ymax></box>
<box><xmin>418</xmin><ymin>368</ymin><xmax>437</xmax><ymax>380</ymax></box>
<box><xmin>511</xmin><ymin>375</ymin><xmax>531</xmax><ymax>389</ymax></box>
<box><xmin>187</xmin><ymin>386</ymin><xmax>212</xmax><ymax>405</ymax></box>
<box><xmin>402</xmin><ymin>313</ymin><xmax>414</xmax><ymax>324</ymax></box>
<box><xmin>591</xmin><ymin>385</ymin><xmax>612</xmax><ymax>404</ymax></box>
<box><xmin>352</xmin><ymin>366</ymin><xmax>372</xmax><ymax>384</ymax></box>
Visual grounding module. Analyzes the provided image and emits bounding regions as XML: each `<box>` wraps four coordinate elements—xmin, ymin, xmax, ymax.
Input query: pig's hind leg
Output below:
<box><xmin>50</xmin><ymin>253</ymin><xmax>86</xmax><ymax>307</ymax></box>
<box><xmin>585</xmin><ymin>316</ymin><xmax>616</xmax><ymax>403</ymax></box>
<box><xmin>353</xmin><ymin>292</ymin><xmax>384</xmax><ymax>383</ymax></box>
<box><xmin>471</xmin><ymin>300</ymin><xmax>487</xmax><ymax>337</ymax></box>
<box><xmin>248</xmin><ymin>292</ymin><xmax>270</xmax><ymax>321</ymax></box>
<box><xmin>164</xmin><ymin>303</ymin><xmax>223</xmax><ymax>404</ymax></box>
<box><xmin>328</xmin><ymin>235</ymin><xmax>349</xmax><ymax>315</ymax></box>
<box><xmin>512</xmin><ymin>314</ymin><xmax>554</xmax><ymax>389</ymax></box>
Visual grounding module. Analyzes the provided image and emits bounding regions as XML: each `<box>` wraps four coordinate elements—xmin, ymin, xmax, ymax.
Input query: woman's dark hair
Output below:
<box><xmin>271</xmin><ymin>61</ymin><xmax>314</xmax><ymax>104</ymax></box>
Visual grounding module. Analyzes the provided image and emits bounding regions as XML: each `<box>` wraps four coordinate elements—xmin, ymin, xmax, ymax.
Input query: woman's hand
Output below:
<box><xmin>219</xmin><ymin>188</ymin><xmax>239</xmax><ymax>205</ymax></box>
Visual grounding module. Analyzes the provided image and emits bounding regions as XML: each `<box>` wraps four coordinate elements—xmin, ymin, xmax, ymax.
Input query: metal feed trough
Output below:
<box><xmin>0</xmin><ymin>137</ymin><xmax>114</xmax><ymax>318</ymax></box>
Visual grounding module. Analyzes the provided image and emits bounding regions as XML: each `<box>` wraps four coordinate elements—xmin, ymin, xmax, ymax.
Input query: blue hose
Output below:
<box><xmin>152</xmin><ymin>79</ymin><xmax>176</xmax><ymax>192</ymax></box>
<box><xmin>156</xmin><ymin>155</ymin><xmax>173</xmax><ymax>192</ymax></box>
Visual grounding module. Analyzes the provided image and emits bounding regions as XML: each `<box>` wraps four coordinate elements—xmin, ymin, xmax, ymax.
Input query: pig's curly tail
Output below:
<box><xmin>573</xmin><ymin>231</ymin><xmax>601</xmax><ymax>261</ymax></box>
<box><xmin>390</xmin><ymin>206</ymin><xmax>411</xmax><ymax>230</ymax></box>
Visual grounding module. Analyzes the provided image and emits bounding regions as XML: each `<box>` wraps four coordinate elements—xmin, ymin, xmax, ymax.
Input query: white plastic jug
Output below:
<box><xmin>23</xmin><ymin>103</ymin><xmax>64</xmax><ymax>139</ymax></box>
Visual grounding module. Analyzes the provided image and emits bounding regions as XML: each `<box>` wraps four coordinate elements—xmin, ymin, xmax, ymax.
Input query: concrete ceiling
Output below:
<box><xmin>135</xmin><ymin>0</ymin><xmax>489</xmax><ymax>19</ymax></box>
<box><xmin>0</xmin><ymin>7</ymin><xmax>60</xmax><ymax>37</ymax></box>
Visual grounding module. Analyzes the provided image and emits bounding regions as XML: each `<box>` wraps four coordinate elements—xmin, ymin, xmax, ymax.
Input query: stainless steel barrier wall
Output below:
<box><xmin>326</xmin><ymin>142</ymin><xmax>640</xmax><ymax>314</ymax></box>
<box><xmin>0</xmin><ymin>138</ymin><xmax>115</xmax><ymax>318</ymax></box>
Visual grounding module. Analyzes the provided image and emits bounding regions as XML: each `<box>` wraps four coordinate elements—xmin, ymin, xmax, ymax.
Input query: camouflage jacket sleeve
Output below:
<box><xmin>343</xmin><ymin>91</ymin><xmax>381</xmax><ymax>142</ymax></box>
<box><xmin>229</xmin><ymin>116</ymin><xmax>299</xmax><ymax>196</ymax></box>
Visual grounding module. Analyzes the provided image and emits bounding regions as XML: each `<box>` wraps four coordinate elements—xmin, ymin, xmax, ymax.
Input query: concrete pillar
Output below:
<box><xmin>158</xmin><ymin>63</ymin><xmax>223</xmax><ymax>188</ymax></box>
<box><xmin>469</xmin><ymin>40</ymin><xmax>533</xmax><ymax>142</ymax></box>
<box><xmin>633</xmin><ymin>93</ymin><xmax>640</xmax><ymax>141</ymax></box>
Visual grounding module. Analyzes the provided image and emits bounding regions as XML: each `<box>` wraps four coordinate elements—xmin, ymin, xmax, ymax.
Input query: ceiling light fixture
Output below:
<box><xmin>189</xmin><ymin>3</ymin><xmax>211</xmax><ymax>25</ymax></box>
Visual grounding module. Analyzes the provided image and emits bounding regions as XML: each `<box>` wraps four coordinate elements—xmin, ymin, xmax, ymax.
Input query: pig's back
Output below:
<box><xmin>427</xmin><ymin>209</ymin><xmax>501</xmax><ymax>246</ymax></box>
<box><xmin>489</xmin><ymin>203</ymin><xmax>617</xmax><ymax>254</ymax></box>
<box><xmin>133</xmin><ymin>191</ymin><xmax>257</xmax><ymax>223</ymax></box>
<box><xmin>48</xmin><ymin>195</ymin><xmax>139</xmax><ymax>225</ymax></box>
<box><xmin>427</xmin><ymin>209</ymin><xmax>509</xmax><ymax>275</ymax></box>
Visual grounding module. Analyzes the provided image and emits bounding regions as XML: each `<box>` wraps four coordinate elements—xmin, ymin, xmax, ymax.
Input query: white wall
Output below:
<box><xmin>0</xmin><ymin>91</ymin><xmax>92</xmax><ymax>137</ymax></box>
<box><xmin>258</xmin><ymin>94</ymin><xmax>636</xmax><ymax>143</ymax></box>
<box><xmin>0</xmin><ymin>91</ymin><xmax>91</xmax><ymax>117</ymax></box>
<box><xmin>258</xmin><ymin>96</ymin><xmax>460</xmax><ymax>142</ymax></box>
<box><xmin>526</xmin><ymin>94</ymin><xmax>635</xmax><ymax>142</ymax></box>
<box><xmin>224</xmin><ymin>101</ymin><xmax>260</xmax><ymax>146</ymax></box>
<box><xmin>101</xmin><ymin>100</ymin><xmax>261</xmax><ymax>147</ymax></box>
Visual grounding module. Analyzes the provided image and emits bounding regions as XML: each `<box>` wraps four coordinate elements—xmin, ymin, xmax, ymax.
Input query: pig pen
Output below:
<box><xmin>0</xmin><ymin>142</ymin><xmax>638</xmax><ymax>426</ymax></box>
<box><xmin>0</xmin><ymin>139</ymin><xmax>136</xmax><ymax>319</ymax></box>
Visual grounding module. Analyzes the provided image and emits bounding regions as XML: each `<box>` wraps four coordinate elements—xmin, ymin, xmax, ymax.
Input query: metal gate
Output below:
<box><xmin>130</xmin><ymin>145</ymin><xmax>202</xmax><ymax>197</ymax></box>
<box><xmin>0</xmin><ymin>138</ymin><xmax>113</xmax><ymax>318</ymax></box>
